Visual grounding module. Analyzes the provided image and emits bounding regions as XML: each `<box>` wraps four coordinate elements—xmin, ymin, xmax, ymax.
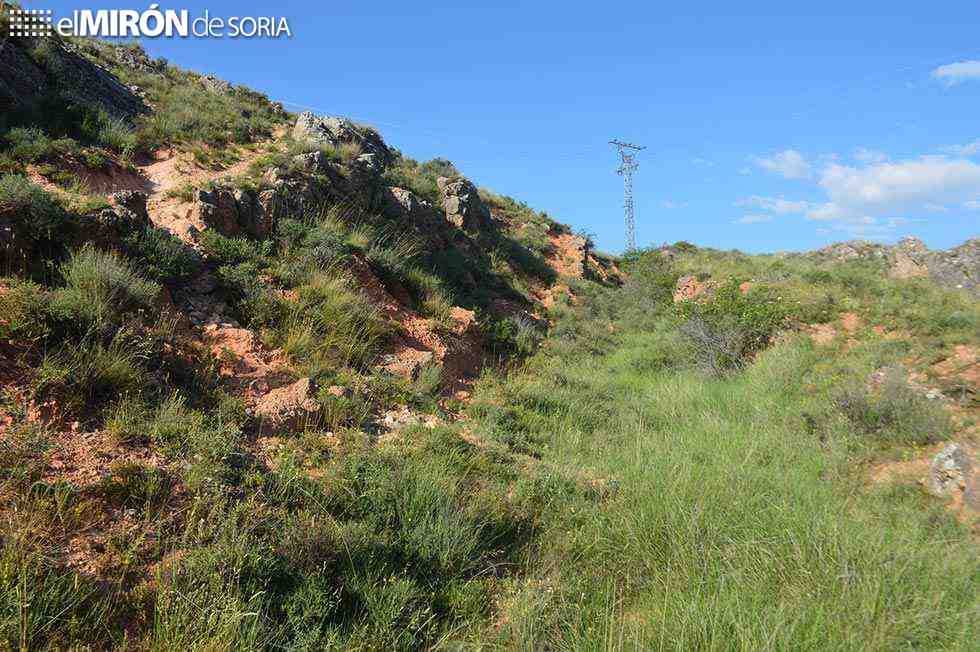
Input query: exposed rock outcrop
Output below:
<box><xmin>200</xmin><ymin>74</ymin><xmax>232</xmax><ymax>94</ymax></box>
<box><xmin>929</xmin><ymin>443</ymin><xmax>978</xmax><ymax>510</ymax></box>
<box><xmin>380</xmin><ymin>186</ymin><xmax>450</xmax><ymax>246</ymax></box>
<box><xmin>293</xmin><ymin>112</ymin><xmax>392</xmax><ymax>166</ymax></box>
<box><xmin>254</xmin><ymin>378</ymin><xmax>321</xmax><ymax>433</ymax></box>
<box><xmin>437</xmin><ymin>176</ymin><xmax>491</xmax><ymax>230</ymax></box>
<box><xmin>108</xmin><ymin>191</ymin><xmax>151</xmax><ymax>228</ymax></box>
<box><xmin>196</xmin><ymin>186</ymin><xmax>274</xmax><ymax>239</ymax></box>
<box><xmin>0</xmin><ymin>36</ymin><xmax>147</xmax><ymax>119</ymax></box>
<box><xmin>804</xmin><ymin>237</ymin><xmax>979</xmax><ymax>296</ymax></box>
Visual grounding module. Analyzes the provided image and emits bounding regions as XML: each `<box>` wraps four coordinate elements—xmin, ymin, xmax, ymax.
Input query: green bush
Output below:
<box><xmin>0</xmin><ymin>547</ymin><xmax>118</xmax><ymax>650</ymax></box>
<box><xmin>677</xmin><ymin>279</ymin><xmax>787</xmax><ymax>373</ymax></box>
<box><xmin>0</xmin><ymin>174</ymin><xmax>68</xmax><ymax>244</ymax></box>
<box><xmin>3</xmin><ymin>127</ymin><xmax>75</xmax><ymax>164</ymax></box>
<box><xmin>97</xmin><ymin>461</ymin><xmax>171</xmax><ymax>510</ymax></box>
<box><xmin>36</xmin><ymin>335</ymin><xmax>147</xmax><ymax>415</ymax></box>
<box><xmin>276</xmin><ymin>274</ymin><xmax>389</xmax><ymax>372</ymax></box>
<box><xmin>122</xmin><ymin>226</ymin><xmax>202</xmax><ymax>283</ymax></box>
<box><xmin>834</xmin><ymin>367</ymin><xmax>951</xmax><ymax>446</ymax></box>
<box><xmin>0</xmin><ymin>277</ymin><xmax>51</xmax><ymax>343</ymax></box>
<box><xmin>199</xmin><ymin>231</ymin><xmax>271</xmax><ymax>266</ymax></box>
<box><xmin>215</xmin><ymin>262</ymin><xmax>286</xmax><ymax>327</ymax></box>
<box><xmin>48</xmin><ymin>246</ymin><xmax>159</xmax><ymax>334</ymax></box>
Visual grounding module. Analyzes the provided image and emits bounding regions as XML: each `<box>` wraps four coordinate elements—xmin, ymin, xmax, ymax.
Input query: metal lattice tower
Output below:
<box><xmin>610</xmin><ymin>140</ymin><xmax>645</xmax><ymax>251</ymax></box>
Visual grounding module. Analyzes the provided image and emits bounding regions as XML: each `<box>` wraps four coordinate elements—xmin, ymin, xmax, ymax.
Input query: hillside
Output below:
<box><xmin>1</xmin><ymin>30</ymin><xmax>978</xmax><ymax>651</ymax></box>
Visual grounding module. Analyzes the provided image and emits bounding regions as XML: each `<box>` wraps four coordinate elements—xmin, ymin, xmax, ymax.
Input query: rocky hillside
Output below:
<box><xmin>802</xmin><ymin>236</ymin><xmax>980</xmax><ymax>296</ymax></box>
<box><xmin>1</xmin><ymin>25</ymin><xmax>978</xmax><ymax>651</ymax></box>
<box><xmin>0</xmin><ymin>29</ymin><xmax>631</xmax><ymax>648</ymax></box>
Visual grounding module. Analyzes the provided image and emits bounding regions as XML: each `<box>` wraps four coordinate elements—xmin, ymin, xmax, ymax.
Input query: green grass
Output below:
<box><xmin>465</xmin><ymin>290</ymin><xmax>977</xmax><ymax>649</ymax></box>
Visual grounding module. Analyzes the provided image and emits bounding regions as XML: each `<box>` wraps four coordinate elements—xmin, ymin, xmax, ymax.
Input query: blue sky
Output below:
<box><xmin>42</xmin><ymin>1</ymin><xmax>980</xmax><ymax>253</ymax></box>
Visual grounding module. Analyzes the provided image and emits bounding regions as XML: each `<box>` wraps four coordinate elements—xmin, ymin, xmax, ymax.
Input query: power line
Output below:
<box><xmin>610</xmin><ymin>140</ymin><xmax>645</xmax><ymax>251</ymax></box>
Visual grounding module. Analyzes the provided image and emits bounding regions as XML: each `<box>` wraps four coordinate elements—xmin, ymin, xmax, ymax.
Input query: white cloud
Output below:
<box><xmin>854</xmin><ymin>148</ymin><xmax>887</xmax><ymax>164</ymax></box>
<box><xmin>939</xmin><ymin>140</ymin><xmax>980</xmax><ymax>157</ymax></box>
<box><xmin>817</xmin><ymin>156</ymin><xmax>980</xmax><ymax>213</ymax></box>
<box><xmin>735</xmin><ymin>195</ymin><xmax>809</xmax><ymax>214</ymax></box>
<box><xmin>692</xmin><ymin>157</ymin><xmax>714</xmax><ymax>167</ymax></box>
<box><xmin>932</xmin><ymin>60</ymin><xmax>980</xmax><ymax>85</ymax></box>
<box><xmin>733</xmin><ymin>214</ymin><xmax>773</xmax><ymax>225</ymax></box>
<box><xmin>742</xmin><ymin>151</ymin><xmax>980</xmax><ymax>239</ymax></box>
<box><xmin>661</xmin><ymin>200</ymin><xmax>684</xmax><ymax>209</ymax></box>
<box><xmin>753</xmin><ymin>149</ymin><xmax>811</xmax><ymax>179</ymax></box>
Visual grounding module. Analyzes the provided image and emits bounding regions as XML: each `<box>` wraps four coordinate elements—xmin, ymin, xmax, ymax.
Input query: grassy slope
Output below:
<box><xmin>1</xmin><ymin>31</ymin><xmax>977</xmax><ymax>651</ymax></box>
<box><xmin>464</xmin><ymin>249</ymin><xmax>978</xmax><ymax>649</ymax></box>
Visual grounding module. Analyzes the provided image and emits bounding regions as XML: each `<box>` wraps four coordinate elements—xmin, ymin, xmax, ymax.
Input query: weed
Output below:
<box><xmin>47</xmin><ymin>246</ymin><xmax>159</xmax><ymax>334</ymax></box>
<box><xmin>122</xmin><ymin>226</ymin><xmax>202</xmax><ymax>284</ymax></box>
<box><xmin>834</xmin><ymin>367</ymin><xmax>951</xmax><ymax>446</ymax></box>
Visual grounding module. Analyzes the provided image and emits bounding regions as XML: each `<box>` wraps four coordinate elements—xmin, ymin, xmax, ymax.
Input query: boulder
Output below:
<box><xmin>436</xmin><ymin>177</ymin><xmax>491</xmax><ymax>230</ymax></box>
<box><xmin>233</xmin><ymin>188</ymin><xmax>274</xmax><ymax>239</ymax></box>
<box><xmin>293</xmin><ymin>112</ymin><xmax>392</xmax><ymax>166</ymax></box>
<box><xmin>921</xmin><ymin>238</ymin><xmax>979</xmax><ymax>297</ymax></box>
<box><xmin>115</xmin><ymin>46</ymin><xmax>166</xmax><ymax>75</ymax></box>
<box><xmin>254</xmin><ymin>378</ymin><xmax>321</xmax><ymax>433</ymax></box>
<box><xmin>196</xmin><ymin>187</ymin><xmax>240</xmax><ymax>236</ymax></box>
<box><xmin>196</xmin><ymin>186</ymin><xmax>273</xmax><ymax>239</ymax></box>
<box><xmin>200</xmin><ymin>74</ymin><xmax>232</xmax><ymax>94</ymax></box>
<box><xmin>292</xmin><ymin>151</ymin><xmax>334</xmax><ymax>174</ymax></box>
<box><xmin>929</xmin><ymin>444</ymin><xmax>976</xmax><ymax>506</ymax></box>
<box><xmin>108</xmin><ymin>191</ymin><xmax>150</xmax><ymax>229</ymax></box>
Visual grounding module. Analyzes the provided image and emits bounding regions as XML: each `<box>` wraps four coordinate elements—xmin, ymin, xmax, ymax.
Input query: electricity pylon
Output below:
<box><xmin>610</xmin><ymin>140</ymin><xmax>645</xmax><ymax>251</ymax></box>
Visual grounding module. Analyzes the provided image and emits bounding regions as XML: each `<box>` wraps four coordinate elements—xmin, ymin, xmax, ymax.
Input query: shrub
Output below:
<box><xmin>833</xmin><ymin>367</ymin><xmax>951</xmax><ymax>446</ymax></box>
<box><xmin>199</xmin><ymin>231</ymin><xmax>270</xmax><ymax>266</ymax></box>
<box><xmin>678</xmin><ymin>314</ymin><xmax>749</xmax><ymax>375</ymax></box>
<box><xmin>215</xmin><ymin>262</ymin><xmax>286</xmax><ymax>327</ymax></box>
<box><xmin>36</xmin><ymin>335</ymin><xmax>147</xmax><ymax>416</ymax></box>
<box><xmin>3</xmin><ymin>127</ymin><xmax>69</xmax><ymax>164</ymax></box>
<box><xmin>0</xmin><ymin>278</ymin><xmax>51</xmax><ymax>343</ymax></box>
<box><xmin>0</xmin><ymin>547</ymin><xmax>117</xmax><ymax>650</ymax></box>
<box><xmin>276</xmin><ymin>274</ymin><xmax>389</xmax><ymax>371</ymax></box>
<box><xmin>95</xmin><ymin>115</ymin><xmax>137</xmax><ymax>157</ymax></box>
<box><xmin>122</xmin><ymin>226</ymin><xmax>202</xmax><ymax>283</ymax></box>
<box><xmin>0</xmin><ymin>174</ymin><xmax>67</xmax><ymax>244</ymax></box>
<box><xmin>97</xmin><ymin>461</ymin><xmax>171</xmax><ymax>510</ymax></box>
<box><xmin>48</xmin><ymin>247</ymin><xmax>159</xmax><ymax>334</ymax></box>
<box><xmin>484</xmin><ymin>314</ymin><xmax>544</xmax><ymax>356</ymax></box>
<box><xmin>677</xmin><ymin>279</ymin><xmax>787</xmax><ymax>373</ymax></box>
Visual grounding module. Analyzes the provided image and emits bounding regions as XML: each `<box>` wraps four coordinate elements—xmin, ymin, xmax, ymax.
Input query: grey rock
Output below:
<box><xmin>196</xmin><ymin>186</ymin><xmax>271</xmax><ymax>239</ymax></box>
<box><xmin>197</xmin><ymin>187</ymin><xmax>240</xmax><ymax>235</ymax></box>
<box><xmin>108</xmin><ymin>191</ymin><xmax>150</xmax><ymax>229</ymax></box>
<box><xmin>232</xmin><ymin>188</ymin><xmax>273</xmax><ymax>239</ymax></box>
<box><xmin>115</xmin><ymin>46</ymin><xmax>166</xmax><ymax>75</ymax></box>
<box><xmin>292</xmin><ymin>151</ymin><xmax>332</xmax><ymax>174</ymax></box>
<box><xmin>0</xmin><ymin>36</ymin><xmax>147</xmax><ymax>120</ymax></box>
<box><xmin>380</xmin><ymin>186</ymin><xmax>451</xmax><ymax>248</ymax></box>
<box><xmin>293</xmin><ymin>112</ymin><xmax>392</xmax><ymax>166</ymax></box>
<box><xmin>929</xmin><ymin>444</ymin><xmax>977</xmax><ymax>509</ymax></box>
<box><xmin>802</xmin><ymin>237</ymin><xmax>979</xmax><ymax>297</ymax></box>
<box><xmin>437</xmin><ymin>176</ymin><xmax>491</xmax><ymax>230</ymax></box>
<box><xmin>200</xmin><ymin>74</ymin><xmax>232</xmax><ymax>94</ymax></box>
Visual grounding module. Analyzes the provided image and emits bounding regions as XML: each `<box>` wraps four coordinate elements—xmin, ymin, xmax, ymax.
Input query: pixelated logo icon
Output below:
<box><xmin>7</xmin><ymin>7</ymin><xmax>54</xmax><ymax>37</ymax></box>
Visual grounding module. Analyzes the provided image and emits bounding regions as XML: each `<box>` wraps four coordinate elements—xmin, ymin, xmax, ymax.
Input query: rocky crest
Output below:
<box><xmin>807</xmin><ymin>237</ymin><xmax>979</xmax><ymax>296</ymax></box>
<box><xmin>0</xmin><ymin>35</ymin><xmax>147</xmax><ymax>119</ymax></box>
